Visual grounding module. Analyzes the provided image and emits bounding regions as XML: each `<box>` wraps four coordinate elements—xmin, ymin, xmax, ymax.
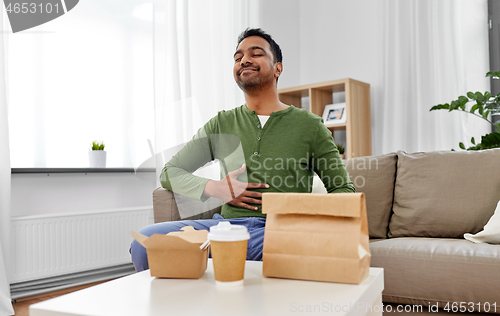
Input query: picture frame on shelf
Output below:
<box><xmin>322</xmin><ymin>103</ymin><xmax>347</xmax><ymax>126</ymax></box>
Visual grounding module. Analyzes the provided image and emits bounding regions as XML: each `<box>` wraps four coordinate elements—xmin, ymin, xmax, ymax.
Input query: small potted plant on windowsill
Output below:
<box><xmin>88</xmin><ymin>141</ymin><xmax>106</xmax><ymax>168</ymax></box>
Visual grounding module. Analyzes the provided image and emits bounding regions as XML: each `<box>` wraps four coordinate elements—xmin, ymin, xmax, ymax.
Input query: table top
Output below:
<box><xmin>30</xmin><ymin>260</ymin><xmax>384</xmax><ymax>316</ymax></box>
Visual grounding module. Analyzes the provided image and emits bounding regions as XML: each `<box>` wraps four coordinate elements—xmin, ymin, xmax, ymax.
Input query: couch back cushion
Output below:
<box><xmin>389</xmin><ymin>149</ymin><xmax>500</xmax><ymax>238</ymax></box>
<box><xmin>345</xmin><ymin>153</ymin><xmax>397</xmax><ymax>238</ymax></box>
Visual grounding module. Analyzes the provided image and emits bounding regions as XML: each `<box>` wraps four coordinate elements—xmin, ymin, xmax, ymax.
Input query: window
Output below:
<box><xmin>8</xmin><ymin>0</ymin><xmax>155</xmax><ymax>167</ymax></box>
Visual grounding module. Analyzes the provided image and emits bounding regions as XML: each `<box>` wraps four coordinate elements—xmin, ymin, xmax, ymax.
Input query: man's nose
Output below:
<box><xmin>240</xmin><ymin>55</ymin><xmax>252</xmax><ymax>66</ymax></box>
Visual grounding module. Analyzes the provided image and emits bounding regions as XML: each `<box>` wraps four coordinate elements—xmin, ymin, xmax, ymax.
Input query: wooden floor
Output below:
<box><xmin>12</xmin><ymin>280</ymin><xmax>111</xmax><ymax>316</ymax></box>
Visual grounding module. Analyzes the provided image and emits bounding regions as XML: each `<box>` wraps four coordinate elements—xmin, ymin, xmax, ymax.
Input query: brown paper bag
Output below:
<box><xmin>262</xmin><ymin>192</ymin><xmax>370</xmax><ymax>284</ymax></box>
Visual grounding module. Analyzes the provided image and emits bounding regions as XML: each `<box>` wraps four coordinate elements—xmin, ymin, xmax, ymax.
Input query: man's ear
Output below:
<box><xmin>275</xmin><ymin>62</ymin><xmax>283</xmax><ymax>78</ymax></box>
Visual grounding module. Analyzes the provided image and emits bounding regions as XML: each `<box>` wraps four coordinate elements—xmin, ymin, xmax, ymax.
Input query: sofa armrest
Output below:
<box><xmin>153</xmin><ymin>187</ymin><xmax>222</xmax><ymax>223</ymax></box>
<box><xmin>153</xmin><ymin>187</ymin><xmax>181</xmax><ymax>223</ymax></box>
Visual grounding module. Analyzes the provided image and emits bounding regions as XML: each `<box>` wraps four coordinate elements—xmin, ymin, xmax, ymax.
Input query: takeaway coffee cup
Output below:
<box><xmin>208</xmin><ymin>222</ymin><xmax>250</xmax><ymax>286</ymax></box>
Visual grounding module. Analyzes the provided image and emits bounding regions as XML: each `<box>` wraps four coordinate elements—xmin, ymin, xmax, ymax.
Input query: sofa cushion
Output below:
<box><xmin>345</xmin><ymin>153</ymin><xmax>397</xmax><ymax>238</ymax></box>
<box><xmin>389</xmin><ymin>149</ymin><xmax>500</xmax><ymax>238</ymax></box>
<box><xmin>370</xmin><ymin>237</ymin><xmax>500</xmax><ymax>313</ymax></box>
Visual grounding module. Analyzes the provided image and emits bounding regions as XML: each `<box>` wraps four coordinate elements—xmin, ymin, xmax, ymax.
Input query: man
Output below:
<box><xmin>130</xmin><ymin>28</ymin><xmax>355</xmax><ymax>271</ymax></box>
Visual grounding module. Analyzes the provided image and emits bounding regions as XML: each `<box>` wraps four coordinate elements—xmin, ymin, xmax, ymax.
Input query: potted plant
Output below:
<box><xmin>88</xmin><ymin>141</ymin><xmax>106</xmax><ymax>168</ymax></box>
<box><xmin>430</xmin><ymin>71</ymin><xmax>500</xmax><ymax>150</ymax></box>
<box><xmin>337</xmin><ymin>143</ymin><xmax>346</xmax><ymax>159</ymax></box>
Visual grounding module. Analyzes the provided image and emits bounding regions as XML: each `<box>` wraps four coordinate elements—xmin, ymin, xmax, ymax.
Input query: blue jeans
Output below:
<box><xmin>130</xmin><ymin>213</ymin><xmax>266</xmax><ymax>272</ymax></box>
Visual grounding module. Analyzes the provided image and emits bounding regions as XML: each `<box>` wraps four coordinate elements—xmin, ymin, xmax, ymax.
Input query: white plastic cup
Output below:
<box><xmin>208</xmin><ymin>222</ymin><xmax>250</xmax><ymax>286</ymax></box>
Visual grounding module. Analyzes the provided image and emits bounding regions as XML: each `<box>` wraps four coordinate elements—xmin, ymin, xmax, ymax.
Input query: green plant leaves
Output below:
<box><xmin>431</xmin><ymin>71</ymin><xmax>500</xmax><ymax>151</ymax></box>
<box><xmin>336</xmin><ymin>143</ymin><xmax>345</xmax><ymax>154</ymax></box>
<box><xmin>462</xmin><ymin>132</ymin><xmax>500</xmax><ymax>151</ymax></box>
<box><xmin>486</xmin><ymin>71</ymin><xmax>500</xmax><ymax>78</ymax></box>
<box><xmin>458</xmin><ymin>95</ymin><xmax>468</xmax><ymax>103</ymax></box>
<box><xmin>466</xmin><ymin>91</ymin><xmax>492</xmax><ymax>104</ymax></box>
<box><xmin>458</xmin><ymin>96</ymin><xmax>468</xmax><ymax>110</ymax></box>
<box><xmin>495</xmin><ymin>122</ymin><xmax>500</xmax><ymax>133</ymax></box>
<box><xmin>91</xmin><ymin>141</ymin><xmax>105</xmax><ymax>151</ymax></box>
<box><xmin>478</xmin><ymin>132</ymin><xmax>500</xmax><ymax>149</ymax></box>
<box><xmin>450</xmin><ymin>96</ymin><xmax>468</xmax><ymax>111</ymax></box>
<box><xmin>470</xmin><ymin>104</ymin><xmax>479</xmax><ymax>113</ymax></box>
<box><xmin>430</xmin><ymin>103</ymin><xmax>450</xmax><ymax>111</ymax></box>
<box><xmin>478</xmin><ymin>102</ymin><xmax>484</xmax><ymax>115</ymax></box>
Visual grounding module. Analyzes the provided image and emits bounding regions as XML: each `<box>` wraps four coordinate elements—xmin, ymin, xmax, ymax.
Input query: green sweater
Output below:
<box><xmin>160</xmin><ymin>104</ymin><xmax>355</xmax><ymax>219</ymax></box>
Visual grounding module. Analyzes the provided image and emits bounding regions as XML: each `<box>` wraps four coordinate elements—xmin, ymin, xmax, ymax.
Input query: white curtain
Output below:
<box><xmin>0</xmin><ymin>97</ymin><xmax>13</xmax><ymax>316</ymax></box>
<box><xmin>0</xmin><ymin>4</ymin><xmax>14</xmax><ymax>314</ymax></box>
<box><xmin>153</xmin><ymin>0</ymin><xmax>259</xmax><ymax>180</ymax></box>
<box><xmin>380</xmin><ymin>0</ymin><xmax>490</xmax><ymax>153</ymax></box>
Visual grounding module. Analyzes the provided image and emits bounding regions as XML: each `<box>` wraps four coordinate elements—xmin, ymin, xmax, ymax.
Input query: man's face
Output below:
<box><xmin>233</xmin><ymin>36</ymin><xmax>281</xmax><ymax>92</ymax></box>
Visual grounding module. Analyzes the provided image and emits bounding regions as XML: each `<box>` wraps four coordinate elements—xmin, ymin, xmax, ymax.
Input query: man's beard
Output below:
<box><xmin>236</xmin><ymin>67</ymin><xmax>275</xmax><ymax>92</ymax></box>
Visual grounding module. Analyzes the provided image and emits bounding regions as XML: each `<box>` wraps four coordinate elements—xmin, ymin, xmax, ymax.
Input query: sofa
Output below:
<box><xmin>152</xmin><ymin>149</ymin><xmax>500</xmax><ymax>314</ymax></box>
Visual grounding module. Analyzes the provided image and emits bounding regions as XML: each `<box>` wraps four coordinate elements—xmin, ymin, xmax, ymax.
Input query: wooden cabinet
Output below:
<box><xmin>278</xmin><ymin>78</ymin><xmax>372</xmax><ymax>159</ymax></box>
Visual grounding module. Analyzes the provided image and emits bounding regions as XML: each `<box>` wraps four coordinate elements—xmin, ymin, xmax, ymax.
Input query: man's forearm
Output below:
<box><xmin>203</xmin><ymin>180</ymin><xmax>218</xmax><ymax>198</ymax></box>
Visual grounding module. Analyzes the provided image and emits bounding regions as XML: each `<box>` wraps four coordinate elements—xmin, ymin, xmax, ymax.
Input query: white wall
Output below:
<box><xmin>260</xmin><ymin>0</ymin><xmax>489</xmax><ymax>155</ymax></box>
<box><xmin>258</xmin><ymin>0</ymin><xmax>302</xmax><ymax>89</ymax></box>
<box><xmin>11</xmin><ymin>172</ymin><xmax>155</xmax><ymax>218</ymax></box>
<box><xmin>261</xmin><ymin>0</ymin><xmax>384</xmax><ymax>152</ymax></box>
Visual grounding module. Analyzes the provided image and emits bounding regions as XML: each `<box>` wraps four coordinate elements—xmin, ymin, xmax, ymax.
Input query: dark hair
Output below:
<box><xmin>237</xmin><ymin>28</ymin><xmax>282</xmax><ymax>64</ymax></box>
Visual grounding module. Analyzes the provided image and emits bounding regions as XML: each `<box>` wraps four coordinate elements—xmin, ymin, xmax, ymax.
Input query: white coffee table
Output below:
<box><xmin>30</xmin><ymin>260</ymin><xmax>384</xmax><ymax>316</ymax></box>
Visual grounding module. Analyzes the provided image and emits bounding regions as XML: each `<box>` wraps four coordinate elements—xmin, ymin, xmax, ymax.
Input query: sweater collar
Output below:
<box><xmin>242</xmin><ymin>103</ymin><xmax>294</xmax><ymax>117</ymax></box>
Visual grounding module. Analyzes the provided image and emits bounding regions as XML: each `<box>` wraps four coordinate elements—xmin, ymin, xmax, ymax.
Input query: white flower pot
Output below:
<box><xmin>88</xmin><ymin>151</ymin><xmax>107</xmax><ymax>168</ymax></box>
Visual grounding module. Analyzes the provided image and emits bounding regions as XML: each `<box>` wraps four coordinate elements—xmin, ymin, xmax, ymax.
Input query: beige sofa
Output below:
<box><xmin>152</xmin><ymin>149</ymin><xmax>500</xmax><ymax>314</ymax></box>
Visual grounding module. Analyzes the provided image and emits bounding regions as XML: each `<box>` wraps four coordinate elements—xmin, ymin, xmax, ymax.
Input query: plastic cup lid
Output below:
<box><xmin>207</xmin><ymin>222</ymin><xmax>250</xmax><ymax>242</ymax></box>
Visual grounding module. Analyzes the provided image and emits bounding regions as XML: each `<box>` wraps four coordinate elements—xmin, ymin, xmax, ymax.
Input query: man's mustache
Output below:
<box><xmin>237</xmin><ymin>66</ymin><xmax>259</xmax><ymax>76</ymax></box>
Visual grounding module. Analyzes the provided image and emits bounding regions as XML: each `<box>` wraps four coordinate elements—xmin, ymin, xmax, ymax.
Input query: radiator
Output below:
<box><xmin>10</xmin><ymin>207</ymin><xmax>154</xmax><ymax>284</ymax></box>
